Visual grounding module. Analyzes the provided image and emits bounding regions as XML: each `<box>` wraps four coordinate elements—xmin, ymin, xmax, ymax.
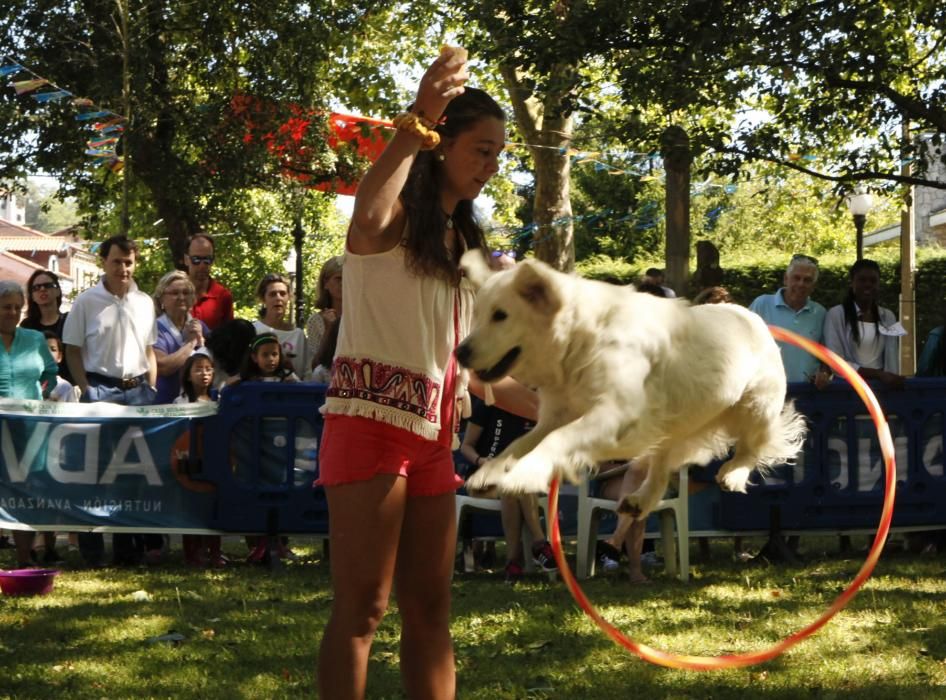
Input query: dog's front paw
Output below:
<box><xmin>716</xmin><ymin>466</ymin><xmax>751</xmax><ymax>494</ymax></box>
<box><xmin>467</xmin><ymin>455</ymin><xmax>517</xmax><ymax>491</ymax></box>
<box><xmin>497</xmin><ymin>452</ymin><xmax>554</xmax><ymax>494</ymax></box>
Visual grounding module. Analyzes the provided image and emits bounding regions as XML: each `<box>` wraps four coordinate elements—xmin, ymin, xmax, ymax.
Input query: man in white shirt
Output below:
<box><xmin>64</xmin><ymin>235</ymin><xmax>158</xmax><ymax>406</ymax></box>
<box><xmin>62</xmin><ymin>234</ymin><xmax>159</xmax><ymax>566</ymax></box>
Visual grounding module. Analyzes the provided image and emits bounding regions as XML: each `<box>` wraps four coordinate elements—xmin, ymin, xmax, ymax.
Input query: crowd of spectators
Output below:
<box><xmin>1</xmin><ymin>231</ymin><xmax>341</xmax><ymax>570</ymax></box>
<box><xmin>3</xmin><ymin>248</ymin><xmax>942</xmax><ymax>577</ymax></box>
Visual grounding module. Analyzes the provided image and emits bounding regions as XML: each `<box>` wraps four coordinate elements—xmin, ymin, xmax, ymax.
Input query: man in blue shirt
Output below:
<box><xmin>748</xmin><ymin>254</ymin><xmax>831</xmax><ymax>562</ymax></box>
<box><xmin>749</xmin><ymin>254</ymin><xmax>830</xmax><ymax>386</ymax></box>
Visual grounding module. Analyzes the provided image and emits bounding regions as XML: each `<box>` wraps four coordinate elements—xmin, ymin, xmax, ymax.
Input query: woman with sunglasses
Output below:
<box><xmin>20</xmin><ymin>270</ymin><xmax>71</xmax><ymax>380</ymax></box>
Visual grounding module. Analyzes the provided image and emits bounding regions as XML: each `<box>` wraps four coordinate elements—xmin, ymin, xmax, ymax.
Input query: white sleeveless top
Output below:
<box><xmin>854</xmin><ymin>321</ymin><xmax>884</xmax><ymax>369</ymax></box>
<box><xmin>324</xmin><ymin>240</ymin><xmax>476</xmax><ymax>441</ymax></box>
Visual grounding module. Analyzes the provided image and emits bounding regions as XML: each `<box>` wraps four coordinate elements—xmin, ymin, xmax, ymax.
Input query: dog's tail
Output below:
<box><xmin>756</xmin><ymin>400</ymin><xmax>808</xmax><ymax>470</ymax></box>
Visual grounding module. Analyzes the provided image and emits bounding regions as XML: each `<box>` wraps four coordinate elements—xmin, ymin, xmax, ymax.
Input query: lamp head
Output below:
<box><xmin>846</xmin><ymin>190</ymin><xmax>874</xmax><ymax>217</ymax></box>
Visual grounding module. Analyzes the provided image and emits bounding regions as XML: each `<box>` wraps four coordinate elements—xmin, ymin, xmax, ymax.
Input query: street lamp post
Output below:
<box><xmin>292</xmin><ymin>218</ymin><xmax>305</xmax><ymax>329</ymax></box>
<box><xmin>283</xmin><ymin>246</ymin><xmax>298</xmax><ymax>327</ymax></box>
<box><xmin>846</xmin><ymin>189</ymin><xmax>874</xmax><ymax>261</ymax></box>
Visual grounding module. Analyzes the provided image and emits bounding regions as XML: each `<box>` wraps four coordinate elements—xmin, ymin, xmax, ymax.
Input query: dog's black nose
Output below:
<box><xmin>455</xmin><ymin>342</ymin><xmax>472</xmax><ymax>367</ymax></box>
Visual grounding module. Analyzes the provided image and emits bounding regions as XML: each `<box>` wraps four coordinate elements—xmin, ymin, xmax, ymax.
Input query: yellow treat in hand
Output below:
<box><xmin>440</xmin><ymin>45</ymin><xmax>468</xmax><ymax>63</ymax></box>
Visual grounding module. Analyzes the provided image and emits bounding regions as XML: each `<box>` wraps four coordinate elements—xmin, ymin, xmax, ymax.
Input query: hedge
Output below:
<box><xmin>577</xmin><ymin>248</ymin><xmax>946</xmax><ymax>351</ymax></box>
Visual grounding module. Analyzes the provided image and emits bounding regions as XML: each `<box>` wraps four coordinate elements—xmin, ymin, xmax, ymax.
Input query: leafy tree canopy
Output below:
<box><xmin>0</xmin><ymin>0</ymin><xmax>429</xmax><ymax>263</ymax></box>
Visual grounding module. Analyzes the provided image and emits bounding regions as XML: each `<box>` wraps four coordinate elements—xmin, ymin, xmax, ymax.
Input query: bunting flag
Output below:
<box><xmin>88</xmin><ymin>137</ymin><xmax>119</xmax><ymax>149</ymax></box>
<box><xmin>3</xmin><ymin>54</ymin><xmax>126</xmax><ymax>173</ymax></box>
<box><xmin>32</xmin><ymin>89</ymin><xmax>72</xmax><ymax>103</ymax></box>
<box><xmin>74</xmin><ymin>110</ymin><xmax>112</xmax><ymax>121</ymax></box>
<box><xmin>0</xmin><ymin>61</ymin><xmax>23</xmax><ymax>77</ymax></box>
<box><xmin>12</xmin><ymin>78</ymin><xmax>48</xmax><ymax>94</ymax></box>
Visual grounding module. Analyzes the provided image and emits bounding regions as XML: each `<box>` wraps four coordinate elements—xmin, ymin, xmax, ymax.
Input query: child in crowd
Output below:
<box><xmin>30</xmin><ymin>331</ymin><xmax>71</xmax><ymax>564</ymax></box>
<box><xmin>175</xmin><ymin>352</ymin><xmax>225</xmax><ymax>567</ymax></box>
<box><xmin>42</xmin><ymin>331</ymin><xmax>77</xmax><ymax>402</ymax></box>
<box><xmin>231</xmin><ymin>333</ymin><xmax>298</xmax><ymax>564</ymax></box>
<box><xmin>459</xmin><ymin>397</ymin><xmax>557</xmax><ymax>581</ymax></box>
<box><xmin>174</xmin><ymin>351</ymin><xmax>218</xmax><ymax>404</ymax></box>
<box><xmin>230</xmin><ymin>332</ymin><xmax>299</xmax><ymax>386</ymax></box>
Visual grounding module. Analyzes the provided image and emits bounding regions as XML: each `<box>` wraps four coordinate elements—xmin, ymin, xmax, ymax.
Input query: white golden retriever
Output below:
<box><xmin>456</xmin><ymin>251</ymin><xmax>806</xmax><ymax>521</ymax></box>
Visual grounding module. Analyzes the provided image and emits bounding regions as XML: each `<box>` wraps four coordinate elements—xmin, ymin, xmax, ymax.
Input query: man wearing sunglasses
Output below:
<box><xmin>184</xmin><ymin>233</ymin><xmax>233</xmax><ymax>331</ymax></box>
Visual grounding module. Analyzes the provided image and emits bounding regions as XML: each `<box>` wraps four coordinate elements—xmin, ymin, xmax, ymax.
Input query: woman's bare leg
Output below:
<box><xmin>318</xmin><ymin>475</ymin><xmax>406</xmax><ymax>700</ymax></box>
<box><xmin>394</xmin><ymin>492</ymin><xmax>457</xmax><ymax>700</ymax></box>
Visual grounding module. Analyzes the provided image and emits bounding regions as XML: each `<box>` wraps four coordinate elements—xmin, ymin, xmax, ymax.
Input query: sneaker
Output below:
<box><xmin>531</xmin><ymin>541</ymin><xmax>558</xmax><ymax>572</ymax></box>
<box><xmin>247</xmin><ymin>541</ymin><xmax>269</xmax><ymax>563</ymax></box>
<box><xmin>209</xmin><ymin>554</ymin><xmax>229</xmax><ymax>569</ymax></box>
<box><xmin>504</xmin><ymin>561</ymin><xmax>524</xmax><ymax>582</ymax></box>
<box><xmin>640</xmin><ymin>551</ymin><xmax>662</xmax><ymax>567</ymax></box>
<box><xmin>596</xmin><ymin>541</ymin><xmax>621</xmax><ymax>572</ymax></box>
<box><xmin>275</xmin><ymin>542</ymin><xmax>298</xmax><ymax>560</ymax></box>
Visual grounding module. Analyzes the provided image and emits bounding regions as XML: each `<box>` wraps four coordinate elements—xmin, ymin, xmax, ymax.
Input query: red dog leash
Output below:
<box><xmin>548</xmin><ymin>326</ymin><xmax>897</xmax><ymax>670</ymax></box>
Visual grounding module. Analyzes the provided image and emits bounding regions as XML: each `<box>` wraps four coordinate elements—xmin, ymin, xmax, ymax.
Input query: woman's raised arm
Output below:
<box><xmin>349</xmin><ymin>47</ymin><xmax>469</xmax><ymax>253</ymax></box>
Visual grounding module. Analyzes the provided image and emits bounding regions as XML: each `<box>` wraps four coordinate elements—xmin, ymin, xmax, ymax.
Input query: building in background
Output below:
<box><xmin>865</xmin><ymin>140</ymin><xmax>946</xmax><ymax>249</ymax></box>
<box><xmin>0</xmin><ymin>193</ymin><xmax>99</xmax><ymax>307</ymax></box>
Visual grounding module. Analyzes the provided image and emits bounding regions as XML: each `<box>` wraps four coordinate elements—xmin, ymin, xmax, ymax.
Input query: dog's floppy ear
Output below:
<box><xmin>513</xmin><ymin>259</ymin><xmax>562</xmax><ymax>316</ymax></box>
<box><xmin>460</xmin><ymin>249</ymin><xmax>494</xmax><ymax>289</ymax></box>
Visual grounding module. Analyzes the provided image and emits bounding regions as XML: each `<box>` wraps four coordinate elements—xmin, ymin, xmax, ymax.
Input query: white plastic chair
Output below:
<box><xmin>576</xmin><ymin>467</ymin><xmax>689</xmax><ymax>582</ymax></box>
<box><xmin>455</xmin><ymin>493</ymin><xmax>549</xmax><ymax>573</ymax></box>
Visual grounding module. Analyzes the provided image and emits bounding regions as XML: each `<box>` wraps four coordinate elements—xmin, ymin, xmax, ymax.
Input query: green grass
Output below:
<box><xmin>2</xmin><ymin>536</ymin><xmax>946</xmax><ymax>699</ymax></box>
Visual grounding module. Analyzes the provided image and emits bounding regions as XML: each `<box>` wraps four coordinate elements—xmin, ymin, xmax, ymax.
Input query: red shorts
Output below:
<box><xmin>316</xmin><ymin>415</ymin><xmax>463</xmax><ymax>497</ymax></box>
<box><xmin>318</xmin><ymin>344</ymin><xmax>463</xmax><ymax>497</ymax></box>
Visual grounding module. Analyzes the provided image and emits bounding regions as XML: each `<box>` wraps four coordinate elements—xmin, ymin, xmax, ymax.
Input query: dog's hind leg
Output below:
<box><xmin>617</xmin><ymin>455</ymin><xmax>671</xmax><ymax>522</ymax></box>
<box><xmin>715</xmin><ymin>449</ymin><xmax>757</xmax><ymax>493</ymax></box>
<box><xmin>715</xmin><ymin>401</ymin><xmax>806</xmax><ymax>493</ymax></box>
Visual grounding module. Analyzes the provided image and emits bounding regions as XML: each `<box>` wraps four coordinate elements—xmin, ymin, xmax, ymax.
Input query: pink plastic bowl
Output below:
<box><xmin>0</xmin><ymin>569</ymin><xmax>60</xmax><ymax>596</ymax></box>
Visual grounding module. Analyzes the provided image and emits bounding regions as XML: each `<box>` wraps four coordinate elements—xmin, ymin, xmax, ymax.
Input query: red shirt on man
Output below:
<box><xmin>191</xmin><ymin>278</ymin><xmax>234</xmax><ymax>331</ymax></box>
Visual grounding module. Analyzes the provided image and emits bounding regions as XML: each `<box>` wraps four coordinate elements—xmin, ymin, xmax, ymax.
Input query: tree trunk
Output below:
<box><xmin>130</xmin><ymin>14</ymin><xmax>203</xmax><ymax>269</ymax></box>
<box><xmin>500</xmin><ymin>64</ymin><xmax>576</xmax><ymax>272</ymax></box>
<box><xmin>662</xmin><ymin>125</ymin><xmax>692</xmax><ymax>296</ymax></box>
<box><xmin>532</xmin><ymin>133</ymin><xmax>574</xmax><ymax>272</ymax></box>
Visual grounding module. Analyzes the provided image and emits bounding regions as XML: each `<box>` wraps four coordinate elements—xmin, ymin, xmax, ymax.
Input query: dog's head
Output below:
<box><xmin>457</xmin><ymin>249</ymin><xmax>564</xmax><ymax>384</ymax></box>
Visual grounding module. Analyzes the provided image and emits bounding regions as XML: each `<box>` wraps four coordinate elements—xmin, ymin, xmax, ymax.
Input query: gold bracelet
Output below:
<box><xmin>392</xmin><ymin>111</ymin><xmax>441</xmax><ymax>150</ymax></box>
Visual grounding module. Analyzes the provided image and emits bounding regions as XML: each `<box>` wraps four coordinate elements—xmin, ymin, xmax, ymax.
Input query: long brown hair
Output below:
<box><xmin>400</xmin><ymin>87</ymin><xmax>504</xmax><ymax>283</ymax></box>
<box><xmin>24</xmin><ymin>270</ymin><xmax>62</xmax><ymax>324</ymax></box>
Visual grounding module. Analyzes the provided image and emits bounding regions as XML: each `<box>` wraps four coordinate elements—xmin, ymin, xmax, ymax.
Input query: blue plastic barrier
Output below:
<box><xmin>718</xmin><ymin>378</ymin><xmax>946</xmax><ymax>531</ymax></box>
<box><xmin>194</xmin><ymin>382</ymin><xmax>328</xmax><ymax>535</ymax></box>
<box><xmin>3</xmin><ymin>378</ymin><xmax>944</xmax><ymax>538</ymax></box>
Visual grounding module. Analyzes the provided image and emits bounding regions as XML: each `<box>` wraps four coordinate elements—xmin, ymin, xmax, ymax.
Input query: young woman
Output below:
<box><xmin>315</xmin><ymin>47</ymin><xmax>536</xmax><ymax>699</ymax></box>
<box><xmin>305</xmin><ymin>255</ymin><xmax>343</xmax><ymax>381</ymax></box>
<box><xmin>21</xmin><ymin>270</ymin><xmax>70</xmax><ymax>381</ymax></box>
<box><xmin>824</xmin><ymin>258</ymin><xmax>905</xmax><ymax>389</ymax></box>
<box><xmin>253</xmin><ymin>274</ymin><xmax>311</xmax><ymax>380</ymax></box>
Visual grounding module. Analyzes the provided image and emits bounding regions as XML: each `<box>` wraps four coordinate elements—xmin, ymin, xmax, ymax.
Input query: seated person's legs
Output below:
<box><xmin>597</xmin><ymin>460</ymin><xmax>650</xmax><ymax>584</ymax></box>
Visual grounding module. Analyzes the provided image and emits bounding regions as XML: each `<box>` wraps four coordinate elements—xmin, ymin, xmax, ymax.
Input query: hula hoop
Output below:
<box><xmin>548</xmin><ymin>325</ymin><xmax>897</xmax><ymax>671</ymax></box>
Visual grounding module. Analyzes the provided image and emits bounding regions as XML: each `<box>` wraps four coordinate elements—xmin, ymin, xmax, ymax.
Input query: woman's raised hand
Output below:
<box><xmin>413</xmin><ymin>46</ymin><xmax>469</xmax><ymax>122</ymax></box>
